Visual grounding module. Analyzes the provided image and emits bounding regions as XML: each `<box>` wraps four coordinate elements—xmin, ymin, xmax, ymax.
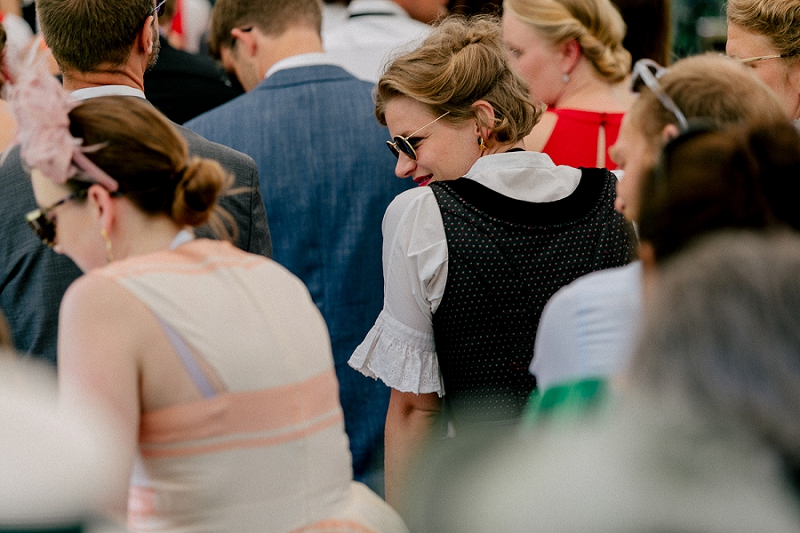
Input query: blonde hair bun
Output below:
<box><xmin>504</xmin><ymin>0</ymin><xmax>631</xmax><ymax>82</ymax></box>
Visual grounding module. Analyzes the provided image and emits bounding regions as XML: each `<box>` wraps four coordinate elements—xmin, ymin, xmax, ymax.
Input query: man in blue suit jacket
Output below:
<box><xmin>185</xmin><ymin>0</ymin><xmax>412</xmax><ymax>488</ymax></box>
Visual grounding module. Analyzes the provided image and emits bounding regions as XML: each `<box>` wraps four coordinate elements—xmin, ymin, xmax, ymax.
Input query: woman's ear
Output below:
<box><xmin>87</xmin><ymin>184</ymin><xmax>116</xmax><ymax>236</ymax></box>
<box><xmin>559</xmin><ymin>39</ymin><xmax>581</xmax><ymax>75</ymax></box>
<box><xmin>471</xmin><ymin>100</ymin><xmax>496</xmax><ymax>139</ymax></box>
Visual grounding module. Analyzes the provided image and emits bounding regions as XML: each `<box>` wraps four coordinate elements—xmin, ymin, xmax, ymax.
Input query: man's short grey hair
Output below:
<box><xmin>630</xmin><ymin>230</ymin><xmax>800</xmax><ymax>465</ymax></box>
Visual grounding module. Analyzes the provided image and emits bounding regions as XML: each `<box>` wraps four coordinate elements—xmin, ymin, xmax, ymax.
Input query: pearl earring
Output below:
<box><xmin>563</xmin><ymin>73</ymin><xmax>570</xmax><ymax>84</ymax></box>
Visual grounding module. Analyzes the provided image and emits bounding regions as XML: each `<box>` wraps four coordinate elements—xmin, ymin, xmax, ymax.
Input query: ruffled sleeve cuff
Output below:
<box><xmin>348</xmin><ymin>311</ymin><xmax>444</xmax><ymax>397</ymax></box>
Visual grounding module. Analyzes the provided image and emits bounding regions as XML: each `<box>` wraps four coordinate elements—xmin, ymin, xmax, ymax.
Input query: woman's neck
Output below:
<box><xmin>485</xmin><ymin>140</ymin><xmax>526</xmax><ymax>156</ymax></box>
<box><xmin>554</xmin><ymin>58</ymin><xmax>634</xmax><ymax>113</ymax></box>
<box><xmin>110</xmin><ymin>199</ymin><xmax>186</xmax><ymax>261</ymax></box>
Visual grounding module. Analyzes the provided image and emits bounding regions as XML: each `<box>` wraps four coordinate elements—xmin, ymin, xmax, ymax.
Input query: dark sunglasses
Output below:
<box><xmin>386</xmin><ymin>111</ymin><xmax>450</xmax><ymax>160</ymax></box>
<box><xmin>25</xmin><ymin>191</ymin><xmax>82</xmax><ymax>247</ymax></box>
<box><xmin>630</xmin><ymin>59</ymin><xmax>688</xmax><ymax>131</ymax></box>
<box><xmin>148</xmin><ymin>0</ymin><xmax>167</xmax><ymax>19</ymax></box>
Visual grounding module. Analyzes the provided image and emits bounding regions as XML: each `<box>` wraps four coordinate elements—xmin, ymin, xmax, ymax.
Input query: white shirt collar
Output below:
<box><xmin>170</xmin><ymin>229</ymin><xmax>195</xmax><ymax>249</ymax></box>
<box><xmin>265</xmin><ymin>52</ymin><xmax>339</xmax><ymax>79</ymax></box>
<box><xmin>69</xmin><ymin>85</ymin><xmax>147</xmax><ymax>101</ymax></box>
<box><xmin>464</xmin><ymin>150</ymin><xmax>583</xmax><ymax>203</ymax></box>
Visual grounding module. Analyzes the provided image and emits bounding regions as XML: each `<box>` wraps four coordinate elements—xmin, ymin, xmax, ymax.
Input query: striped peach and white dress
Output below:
<box><xmin>92</xmin><ymin>237</ymin><xmax>406</xmax><ymax>533</ymax></box>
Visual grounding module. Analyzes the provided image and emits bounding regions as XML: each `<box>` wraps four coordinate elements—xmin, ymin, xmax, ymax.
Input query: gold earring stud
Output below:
<box><xmin>100</xmin><ymin>229</ymin><xmax>114</xmax><ymax>263</ymax></box>
<box><xmin>479</xmin><ymin>137</ymin><xmax>487</xmax><ymax>151</ymax></box>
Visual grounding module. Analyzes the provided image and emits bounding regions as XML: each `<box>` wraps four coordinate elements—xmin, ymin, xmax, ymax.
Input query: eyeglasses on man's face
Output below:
<box><xmin>630</xmin><ymin>58</ymin><xmax>689</xmax><ymax>131</ymax></box>
<box><xmin>25</xmin><ymin>192</ymin><xmax>79</xmax><ymax>247</ymax></box>
<box><xmin>386</xmin><ymin>111</ymin><xmax>450</xmax><ymax>161</ymax></box>
<box><xmin>736</xmin><ymin>53</ymin><xmax>796</xmax><ymax>64</ymax></box>
<box><xmin>148</xmin><ymin>0</ymin><xmax>167</xmax><ymax>19</ymax></box>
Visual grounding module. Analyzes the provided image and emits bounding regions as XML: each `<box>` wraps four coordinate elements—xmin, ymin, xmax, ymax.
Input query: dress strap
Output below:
<box><xmin>155</xmin><ymin>316</ymin><xmax>217</xmax><ymax>398</ymax></box>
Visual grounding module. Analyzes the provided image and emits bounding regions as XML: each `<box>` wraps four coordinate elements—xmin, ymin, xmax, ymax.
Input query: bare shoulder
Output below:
<box><xmin>58</xmin><ymin>273</ymin><xmax>152</xmax><ymax>372</ymax></box>
<box><xmin>524</xmin><ymin>111</ymin><xmax>559</xmax><ymax>153</ymax></box>
<box><xmin>61</xmin><ymin>273</ymin><xmax>140</xmax><ymax>324</ymax></box>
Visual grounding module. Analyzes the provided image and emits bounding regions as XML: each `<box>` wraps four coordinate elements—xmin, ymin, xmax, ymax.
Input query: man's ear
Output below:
<box><xmin>230</xmin><ymin>27</ymin><xmax>258</xmax><ymax>58</ymax></box>
<box><xmin>138</xmin><ymin>16</ymin><xmax>156</xmax><ymax>55</ymax></box>
<box><xmin>638</xmin><ymin>240</ymin><xmax>660</xmax><ymax>304</ymax></box>
<box><xmin>471</xmin><ymin>100</ymin><xmax>496</xmax><ymax>140</ymax></box>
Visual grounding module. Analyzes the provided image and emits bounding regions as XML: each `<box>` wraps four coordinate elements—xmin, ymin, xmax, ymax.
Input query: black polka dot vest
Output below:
<box><xmin>429</xmin><ymin>168</ymin><xmax>636</xmax><ymax>425</ymax></box>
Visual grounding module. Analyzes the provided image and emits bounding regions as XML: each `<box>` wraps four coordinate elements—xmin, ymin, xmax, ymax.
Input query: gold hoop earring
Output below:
<box><xmin>100</xmin><ymin>229</ymin><xmax>114</xmax><ymax>263</ymax></box>
<box><xmin>479</xmin><ymin>137</ymin><xmax>487</xmax><ymax>151</ymax></box>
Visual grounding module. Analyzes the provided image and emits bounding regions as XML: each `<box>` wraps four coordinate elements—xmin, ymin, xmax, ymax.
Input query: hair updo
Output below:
<box><xmin>67</xmin><ymin>96</ymin><xmax>235</xmax><ymax>239</ymax></box>
<box><xmin>504</xmin><ymin>0</ymin><xmax>631</xmax><ymax>82</ymax></box>
<box><xmin>375</xmin><ymin>15</ymin><xmax>542</xmax><ymax>144</ymax></box>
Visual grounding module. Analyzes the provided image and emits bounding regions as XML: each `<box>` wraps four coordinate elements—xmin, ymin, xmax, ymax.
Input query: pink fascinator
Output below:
<box><xmin>3</xmin><ymin>41</ymin><xmax>118</xmax><ymax>192</ymax></box>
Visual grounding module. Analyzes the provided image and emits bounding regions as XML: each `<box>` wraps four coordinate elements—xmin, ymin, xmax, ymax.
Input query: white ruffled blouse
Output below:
<box><xmin>348</xmin><ymin>151</ymin><xmax>582</xmax><ymax>396</ymax></box>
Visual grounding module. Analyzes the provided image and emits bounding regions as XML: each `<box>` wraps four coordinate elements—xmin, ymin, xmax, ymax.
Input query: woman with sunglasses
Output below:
<box><xmin>726</xmin><ymin>0</ymin><xmax>800</xmax><ymax>123</ymax></box>
<box><xmin>13</xmin><ymin>59</ymin><xmax>407</xmax><ymax>532</ymax></box>
<box><xmin>501</xmin><ymin>0</ymin><xmax>633</xmax><ymax>169</ymax></box>
<box><xmin>530</xmin><ymin>54</ymin><xmax>789</xmax><ymax>400</ymax></box>
<box><xmin>348</xmin><ymin>15</ymin><xmax>635</xmax><ymax>509</ymax></box>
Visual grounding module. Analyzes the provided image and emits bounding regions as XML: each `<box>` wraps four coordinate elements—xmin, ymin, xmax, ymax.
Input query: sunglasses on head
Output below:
<box><xmin>25</xmin><ymin>191</ymin><xmax>81</xmax><ymax>247</ymax></box>
<box><xmin>630</xmin><ymin>59</ymin><xmax>688</xmax><ymax>131</ymax></box>
<box><xmin>386</xmin><ymin>111</ymin><xmax>450</xmax><ymax>160</ymax></box>
<box><xmin>148</xmin><ymin>0</ymin><xmax>167</xmax><ymax>19</ymax></box>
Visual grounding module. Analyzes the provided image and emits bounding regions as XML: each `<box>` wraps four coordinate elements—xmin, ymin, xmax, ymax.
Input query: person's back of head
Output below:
<box><xmin>208</xmin><ymin>0</ymin><xmax>322</xmax><ymax>59</ymax></box>
<box><xmin>629</xmin><ymin>55</ymin><xmax>789</xmax><ymax>148</ymax></box>
<box><xmin>638</xmin><ymin>122</ymin><xmax>800</xmax><ymax>264</ymax></box>
<box><xmin>37</xmin><ymin>0</ymin><xmax>155</xmax><ymax>72</ymax></box>
<box><xmin>503</xmin><ymin>0</ymin><xmax>631</xmax><ymax>82</ymax></box>
<box><xmin>375</xmin><ymin>15</ymin><xmax>541</xmax><ymax>145</ymax></box>
<box><xmin>630</xmin><ymin>230</ymin><xmax>800</xmax><ymax>468</ymax></box>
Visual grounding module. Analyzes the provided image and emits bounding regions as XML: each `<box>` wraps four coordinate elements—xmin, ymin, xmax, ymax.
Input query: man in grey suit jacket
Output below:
<box><xmin>0</xmin><ymin>0</ymin><xmax>272</xmax><ymax>364</ymax></box>
<box><xmin>185</xmin><ymin>0</ymin><xmax>411</xmax><ymax>488</ymax></box>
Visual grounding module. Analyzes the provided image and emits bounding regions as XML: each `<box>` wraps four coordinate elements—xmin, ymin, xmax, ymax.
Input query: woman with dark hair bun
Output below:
<box><xmin>11</xmin><ymin>58</ymin><xmax>407</xmax><ymax>533</ymax></box>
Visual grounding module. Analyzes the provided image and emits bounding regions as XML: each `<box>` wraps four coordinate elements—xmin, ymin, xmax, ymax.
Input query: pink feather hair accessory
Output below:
<box><xmin>3</xmin><ymin>41</ymin><xmax>119</xmax><ymax>192</ymax></box>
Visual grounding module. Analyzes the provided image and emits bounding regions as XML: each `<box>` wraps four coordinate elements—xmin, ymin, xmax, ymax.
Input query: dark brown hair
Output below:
<box><xmin>638</xmin><ymin>122</ymin><xmax>800</xmax><ymax>264</ymax></box>
<box><xmin>37</xmin><ymin>0</ymin><xmax>154</xmax><ymax>72</ymax></box>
